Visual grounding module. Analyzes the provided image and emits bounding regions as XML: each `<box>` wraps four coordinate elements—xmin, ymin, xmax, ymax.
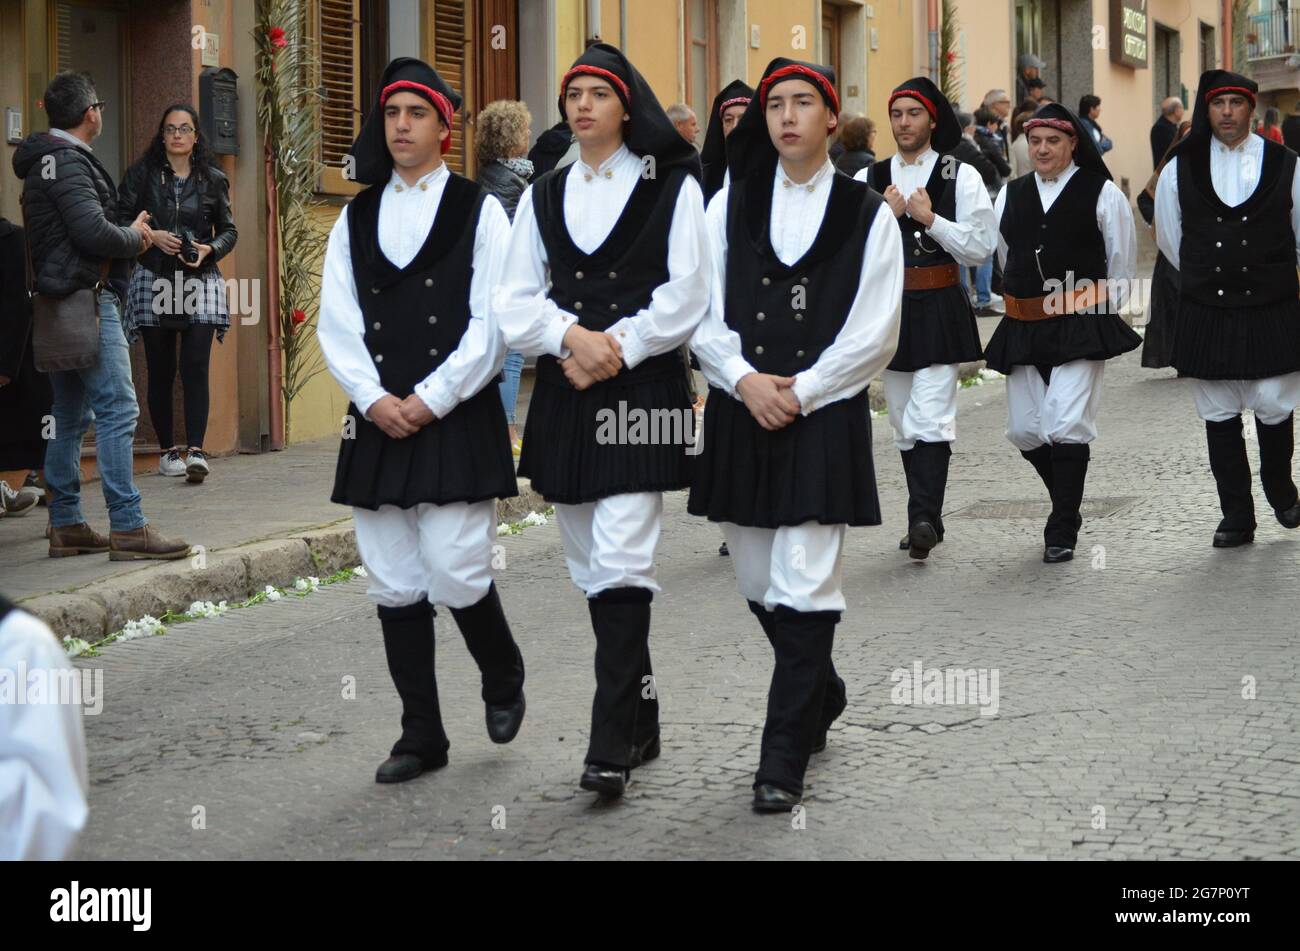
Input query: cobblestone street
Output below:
<box><xmin>67</xmin><ymin>342</ymin><xmax>1300</xmax><ymax>860</ymax></box>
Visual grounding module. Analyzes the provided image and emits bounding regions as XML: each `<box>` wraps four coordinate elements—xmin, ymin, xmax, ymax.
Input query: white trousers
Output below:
<box><xmin>883</xmin><ymin>364</ymin><xmax>961</xmax><ymax>450</ymax></box>
<box><xmin>555</xmin><ymin>492</ymin><xmax>662</xmax><ymax>598</ymax></box>
<box><xmin>1192</xmin><ymin>372</ymin><xmax>1300</xmax><ymax>425</ymax></box>
<box><xmin>721</xmin><ymin>521</ymin><xmax>847</xmax><ymax>613</ymax></box>
<box><xmin>352</xmin><ymin>500</ymin><xmax>497</xmax><ymax>610</ymax></box>
<box><xmin>1005</xmin><ymin>359</ymin><xmax>1105</xmax><ymax>451</ymax></box>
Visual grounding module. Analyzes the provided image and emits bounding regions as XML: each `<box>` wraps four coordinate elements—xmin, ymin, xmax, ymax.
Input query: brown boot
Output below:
<box><xmin>49</xmin><ymin>522</ymin><xmax>111</xmax><ymax>558</ymax></box>
<box><xmin>109</xmin><ymin>524</ymin><xmax>192</xmax><ymax>561</ymax></box>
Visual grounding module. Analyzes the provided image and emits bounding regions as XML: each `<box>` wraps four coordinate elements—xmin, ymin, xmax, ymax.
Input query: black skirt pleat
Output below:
<box><xmin>888</xmin><ymin>285</ymin><xmax>985</xmax><ymax>372</ymax></box>
<box><xmin>982</xmin><ymin>311</ymin><xmax>1141</xmax><ymax>373</ymax></box>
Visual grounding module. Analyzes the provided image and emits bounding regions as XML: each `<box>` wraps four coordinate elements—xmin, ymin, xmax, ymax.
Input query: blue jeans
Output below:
<box><xmin>498</xmin><ymin>349</ymin><xmax>524</xmax><ymax>426</ymax></box>
<box><xmin>975</xmin><ymin>257</ymin><xmax>994</xmax><ymax>307</ymax></box>
<box><xmin>45</xmin><ymin>290</ymin><xmax>146</xmax><ymax>532</ymax></box>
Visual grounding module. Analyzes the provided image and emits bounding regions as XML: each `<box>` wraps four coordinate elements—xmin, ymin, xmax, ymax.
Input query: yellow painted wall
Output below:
<box><xmin>865</xmin><ymin>0</ymin><xmax>921</xmax><ymax>161</ymax></box>
<box><xmin>747</xmin><ymin>0</ymin><xmax>819</xmax><ymax>82</ymax></box>
<box><xmin>625</xmin><ymin>0</ymin><xmax>682</xmax><ymax>106</ymax></box>
<box><xmin>951</xmin><ymin>0</ymin><xmax>1014</xmax><ymax>116</ymax></box>
<box><xmin>283</xmin><ymin>204</ymin><xmax>346</xmax><ymax>444</ymax></box>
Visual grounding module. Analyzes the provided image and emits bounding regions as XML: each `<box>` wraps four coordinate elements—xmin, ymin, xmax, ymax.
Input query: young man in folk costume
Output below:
<box><xmin>981</xmin><ymin>102</ymin><xmax>1139</xmax><ymax>564</ymax></box>
<box><xmin>1155</xmin><ymin>70</ymin><xmax>1300</xmax><ymax>548</ymax></box>
<box><xmin>317</xmin><ymin>58</ymin><xmax>526</xmax><ymax>784</ymax></box>
<box><xmin>856</xmin><ymin>77</ymin><xmax>997</xmax><ymax>560</ymax></box>
<box><xmin>689</xmin><ymin>58</ymin><xmax>904</xmax><ymax>812</ymax></box>
<box><xmin>700</xmin><ymin>80</ymin><xmax>755</xmax><ymax>206</ymax></box>
<box><xmin>495</xmin><ymin>43</ymin><xmax>710</xmax><ymax>800</ymax></box>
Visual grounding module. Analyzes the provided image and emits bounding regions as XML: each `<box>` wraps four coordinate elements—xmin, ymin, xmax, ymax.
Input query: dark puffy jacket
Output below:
<box><xmin>116</xmin><ymin>158</ymin><xmax>237</xmax><ymax>275</ymax></box>
<box><xmin>835</xmin><ymin>148</ymin><xmax>875</xmax><ymax>179</ymax></box>
<box><xmin>11</xmin><ymin>131</ymin><xmax>142</xmax><ymax>301</ymax></box>
<box><xmin>948</xmin><ymin>137</ymin><xmax>1000</xmax><ymax>191</ymax></box>
<box><xmin>476</xmin><ymin>159</ymin><xmax>529</xmax><ymax>221</ymax></box>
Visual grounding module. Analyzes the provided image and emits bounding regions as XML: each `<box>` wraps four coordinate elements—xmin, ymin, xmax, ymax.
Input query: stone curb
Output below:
<box><xmin>19</xmin><ymin>480</ymin><xmax>549</xmax><ymax>644</ymax></box>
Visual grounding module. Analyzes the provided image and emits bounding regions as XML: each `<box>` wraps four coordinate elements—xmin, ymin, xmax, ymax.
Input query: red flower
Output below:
<box><xmin>269</xmin><ymin>26</ymin><xmax>287</xmax><ymax>49</ymax></box>
<box><xmin>945</xmin><ymin>51</ymin><xmax>957</xmax><ymax>63</ymax></box>
<box><xmin>291</xmin><ymin>308</ymin><xmax>307</xmax><ymax>334</ymax></box>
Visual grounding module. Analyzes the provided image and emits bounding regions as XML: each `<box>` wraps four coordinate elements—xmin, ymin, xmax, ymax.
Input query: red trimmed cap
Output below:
<box><xmin>759</xmin><ymin>64</ymin><xmax>840</xmax><ymax>116</ymax></box>
<box><xmin>380</xmin><ymin>80</ymin><xmax>455</xmax><ymax>155</ymax></box>
<box><xmin>889</xmin><ymin>89</ymin><xmax>937</xmax><ymax>121</ymax></box>
<box><xmin>1023</xmin><ymin>116</ymin><xmax>1076</xmax><ymax>135</ymax></box>
<box><xmin>1205</xmin><ymin>85</ymin><xmax>1256</xmax><ymax>105</ymax></box>
<box><xmin>719</xmin><ymin>96</ymin><xmax>751</xmax><ymax>115</ymax></box>
<box><xmin>561</xmin><ymin>65</ymin><xmax>632</xmax><ymax>107</ymax></box>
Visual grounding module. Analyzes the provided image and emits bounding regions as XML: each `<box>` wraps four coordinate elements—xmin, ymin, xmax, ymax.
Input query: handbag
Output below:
<box><xmin>21</xmin><ymin>194</ymin><xmax>109</xmax><ymax>372</ymax></box>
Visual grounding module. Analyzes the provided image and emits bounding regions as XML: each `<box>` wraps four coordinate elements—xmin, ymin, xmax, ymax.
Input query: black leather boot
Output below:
<box><xmin>1020</xmin><ymin>444</ymin><xmax>1054</xmax><ymax>494</ymax></box>
<box><xmin>449</xmin><ymin>582</ymin><xmax>526</xmax><ymax>744</ymax></box>
<box><xmin>1255</xmin><ymin>413</ymin><xmax>1300</xmax><ymax>528</ymax></box>
<box><xmin>753</xmin><ymin>605</ymin><xmax>839</xmax><ymax>811</ymax></box>
<box><xmin>898</xmin><ymin>448</ymin><xmax>915</xmax><ymax>550</ymax></box>
<box><xmin>748</xmin><ymin>600</ymin><xmax>844</xmax><ymax>754</ymax></box>
<box><xmin>580</xmin><ymin>586</ymin><xmax>654</xmax><ymax>797</ymax></box>
<box><xmin>375</xmin><ymin>599</ymin><xmax>449</xmax><ymax>783</ymax></box>
<box><xmin>1043</xmin><ymin>443</ymin><xmax>1089</xmax><ymax>563</ymax></box>
<box><xmin>906</xmin><ymin>440</ymin><xmax>952</xmax><ymax>559</ymax></box>
<box><xmin>1206</xmin><ymin>416</ymin><xmax>1257</xmax><ymax>546</ymax></box>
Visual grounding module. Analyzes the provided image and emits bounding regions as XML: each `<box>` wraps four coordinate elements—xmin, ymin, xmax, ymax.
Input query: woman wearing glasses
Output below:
<box><xmin>117</xmin><ymin>103</ymin><xmax>237</xmax><ymax>484</ymax></box>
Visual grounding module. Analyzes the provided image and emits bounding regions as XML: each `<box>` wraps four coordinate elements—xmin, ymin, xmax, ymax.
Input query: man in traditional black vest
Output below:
<box><xmin>689</xmin><ymin>58</ymin><xmax>903</xmax><ymax>813</ymax></box>
<box><xmin>317</xmin><ymin>58</ymin><xmax>526</xmax><ymax>784</ymax></box>
<box><xmin>982</xmin><ymin>102</ymin><xmax>1140</xmax><ymax>563</ymax></box>
<box><xmin>1155</xmin><ymin>70</ymin><xmax>1300</xmax><ymax>548</ymax></box>
<box><xmin>495</xmin><ymin>43</ymin><xmax>710</xmax><ymax>800</ymax></box>
<box><xmin>856</xmin><ymin>77</ymin><xmax>996</xmax><ymax>560</ymax></box>
<box><xmin>700</xmin><ymin>79</ymin><xmax>754</xmax><ymax>206</ymax></box>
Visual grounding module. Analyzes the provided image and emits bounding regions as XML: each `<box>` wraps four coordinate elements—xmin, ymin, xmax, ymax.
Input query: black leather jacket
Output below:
<box><xmin>117</xmin><ymin>158</ymin><xmax>237</xmax><ymax>274</ymax></box>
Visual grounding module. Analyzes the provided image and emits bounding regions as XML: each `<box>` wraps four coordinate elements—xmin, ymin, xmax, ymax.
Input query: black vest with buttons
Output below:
<box><xmin>723</xmin><ymin>166</ymin><xmax>880</xmax><ymax>377</ymax></box>
<box><xmin>330</xmin><ymin>172</ymin><xmax>517</xmax><ymax>510</ymax></box>
<box><xmin>346</xmin><ymin>174</ymin><xmax>481</xmax><ymax>394</ymax></box>
<box><xmin>1171</xmin><ymin>137</ymin><xmax>1300</xmax><ymax>380</ymax></box>
<box><xmin>1178</xmin><ymin>139</ymin><xmax>1298</xmax><ymax>308</ymax></box>
<box><xmin>1000</xmin><ymin>167</ymin><xmax>1108</xmax><ymax>297</ymax></box>
<box><xmin>868</xmin><ymin>156</ymin><xmax>958</xmax><ymax>267</ymax></box>
<box><xmin>532</xmin><ymin>164</ymin><xmax>691</xmax><ymax>386</ymax></box>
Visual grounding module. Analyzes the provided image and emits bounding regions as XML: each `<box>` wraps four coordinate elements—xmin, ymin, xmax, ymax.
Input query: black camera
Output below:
<box><xmin>177</xmin><ymin>229</ymin><xmax>200</xmax><ymax>265</ymax></box>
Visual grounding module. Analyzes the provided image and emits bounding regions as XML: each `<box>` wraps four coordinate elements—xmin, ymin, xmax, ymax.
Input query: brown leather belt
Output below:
<box><xmin>1004</xmin><ymin>284</ymin><xmax>1109</xmax><ymax>321</ymax></box>
<box><xmin>903</xmin><ymin>262</ymin><xmax>962</xmax><ymax>291</ymax></box>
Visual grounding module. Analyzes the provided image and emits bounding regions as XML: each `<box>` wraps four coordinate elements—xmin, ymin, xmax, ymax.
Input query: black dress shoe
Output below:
<box><xmin>812</xmin><ymin>731</ymin><xmax>828</xmax><ymax>754</ymax></box>
<box><xmin>485</xmin><ymin>690</ymin><xmax>525</xmax><ymax>744</ymax></box>
<box><xmin>907</xmin><ymin>521</ymin><xmax>939</xmax><ymax>560</ymax></box>
<box><xmin>719</xmin><ymin>541</ymin><xmax>730</xmax><ymax>556</ymax></box>
<box><xmin>1277</xmin><ymin>503</ymin><xmax>1300</xmax><ymax>529</ymax></box>
<box><xmin>752</xmin><ymin>783</ymin><xmax>801</xmax><ymax>813</ymax></box>
<box><xmin>630</xmin><ymin>733</ymin><xmax>661</xmax><ymax>767</ymax></box>
<box><xmin>1212</xmin><ymin>529</ymin><xmax>1255</xmax><ymax>548</ymax></box>
<box><xmin>580</xmin><ymin>762</ymin><xmax>629</xmax><ymax>799</ymax></box>
<box><xmin>375</xmin><ymin>750</ymin><xmax>449</xmax><ymax>784</ymax></box>
<box><xmin>1042</xmin><ymin>546</ymin><xmax>1074</xmax><ymax>563</ymax></box>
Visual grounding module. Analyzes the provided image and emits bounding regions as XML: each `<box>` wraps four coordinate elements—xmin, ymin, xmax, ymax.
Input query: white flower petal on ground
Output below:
<box><xmin>496</xmin><ymin>522</ymin><xmax>511</xmax><ymax>536</ymax></box>
<box><xmin>353</xmin><ymin>566</ymin><xmax>368</xmax><ymax>578</ymax></box>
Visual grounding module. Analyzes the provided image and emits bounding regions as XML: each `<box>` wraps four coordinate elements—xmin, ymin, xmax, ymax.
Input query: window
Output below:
<box><xmin>316</xmin><ymin>0</ymin><xmax>363</xmax><ymax>193</ymax></box>
<box><xmin>684</xmin><ymin>0</ymin><xmax>718</xmax><ymax>138</ymax></box>
<box><xmin>1015</xmin><ymin>0</ymin><xmax>1042</xmax><ymax>61</ymax></box>
<box><xmin>433</xmin><ymin>0</ymin><xmax>468</xmax><ymax>173</ymax></box>
<box><xmin>1200</xmin><ymin>21</ymin><xmax>1216</xmax><ymax>73</ymax></box>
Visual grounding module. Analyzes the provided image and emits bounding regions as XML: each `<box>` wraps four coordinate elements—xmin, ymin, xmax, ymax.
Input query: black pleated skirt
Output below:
<box><xmin>887</xmin><ymin>285</ymin><xmax>984</xmax><ymax>372</ymax></box>
<box><xmin>1172</xmin><ymin>297</ymin><xmax>1300</xmax><ymax>380</ymax></box>
<box><xmin>331</xmin><ymin>384</ymin><xmax>518</xmax><ymax>510</ymax></box>
<box><xmin>982</xmin><ymin>311</ymin><xmax>1141</xmax><ymax>373</ymax></box>
<box><xmin>518</xmin><ymin>358</ymin><xmax>695</xmax><ymax>505</ymax></box>
<box><xmin>688</xmin><ymin>386</ymin><xmax>881</xmax><ymax>528</ymax></box>
<box><xmin>1140</xmin><ymin>253</ymin><xmax>1180</xmax><ymax>369</ymax></box>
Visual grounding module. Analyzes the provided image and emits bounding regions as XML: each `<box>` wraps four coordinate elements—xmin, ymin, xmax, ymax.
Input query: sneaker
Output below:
<box><xmin>23</xmin><ymin>471</ymin><xmax>48</xmax><ymax>506</ymax></box>
<box><xmin>185</xmin><ymin>449</ymin><xmax>210</xmax><ymax>484</ymax></box>
<box><xmin>0</xmin><ymin>480</ymin><xmax>40</xmax><ymax>517</ymax></box>
<box><xmin>159</xmin><ymin>448</ymin><xmax>186</xmax><ymax>477</ymax></box>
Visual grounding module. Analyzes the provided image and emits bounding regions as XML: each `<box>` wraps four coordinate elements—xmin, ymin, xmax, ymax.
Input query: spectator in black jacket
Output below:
<box><xmin>1283</xmin><ymin>106</ymin><xmax>1300</xmax><ymax>152</ymax></box>
<box><xmin>0</xmin><ymin>215</ymin><xmax>50</xmax><ymax>517</ymax></box>
<box><xmin>1150</xmin><ymin>96</ymin><xmax>1184</xmax><ymax>168</ymax></box>
<box><xmin>475</xmin><ymin>100</ymin><xmax>533</xmax><ymax>453</ymax></box>
<box><xmin>527</xmin><ymin>119</ymin><xmax>575</xmax><ymax>180</ymax></box>
<box><xmin>833</xmin><ymin>115</ymin><xmax>876</xmax><ymax>178</ymax></box>
<box><xmin>117</xmin><ymin>103</ymin><xmax>237</xmax><ymax>485</ymax></box>
<box><xmin>949</xmin><ymin>111</ymin><xmax>998</xmax><ymax>190</ymax></box>
<box><xmin>973</xmin><ymin>107</ymin><xmax>1012</xmax><ymax>184</ymax></box>
<box><xmin>10</xmin><ymin>71</ymin><xmax>189</xmax><ymax>560</ymax></box>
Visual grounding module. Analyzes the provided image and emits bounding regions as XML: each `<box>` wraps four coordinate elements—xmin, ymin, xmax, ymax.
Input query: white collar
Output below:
<box><xmin>777</xmin><ymin>157</ymin><xmax>834</xmax><ymax>193</ymax></box>
<box><xmin>895</xmin><ymin>146</ymin><xmax>936</xmax><ymax>169</ymax></box>
<box><xmin>49</xmin><ymin>127</ymin><xmax>91</xmax><ymax>151</ymax></box>
<box><xmin>389</xmin><ymin>163</ymin><xmax>447</xmax><ymax>194</ymax></box>
<box><xmin>1036</xmin><ymin>161</ymin><xmax>1077</xmax><ymax>186</ymax></box>
<box><xmin>1211</xmin><ymin>132</ymin><xmax>1257</xmax><ymax>155</ymax></box>
<box><xmin>575</xmin><ymin>143</ymin><xmax>632</xmax><ymax>180</ymax></box>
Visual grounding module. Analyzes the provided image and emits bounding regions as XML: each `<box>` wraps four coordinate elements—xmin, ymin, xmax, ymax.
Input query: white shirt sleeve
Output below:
<box><xmin>689</xmin><ymin>184</ymin><xmax>759</xmax><ymax>396</ymax></box>
<box><xmin>413</xmin><ymin>194</ymin><xmax>511</xmax><ymax>418</ymax></box>
<box><xmin>316</xmin><ymin>208</ymin><xmax>390</xmax><ymax>419</ymax></box>
<box><xmin>605</xmin><ymin>176</ymin><xmax>712</xmax><ymax>369</ymax></box>
<box><xmin>1154</xmin><ymin>157</ymin><xmax>1182</xmax><ymax>269</ymax></box>
<box><xmin>0</xmin><ymin>611</ymin><xmax>89</xmax><ymax>861</ymax></box>
<box><xmin>927</xmin><ymin>161</ymin><xmax>998</xmax><ymax>267</ymax></box>
<box><xmin>994</xmin><ymin>183</ymin><xmax>1010</xmax><ymax>271</ymax></box>
<box><xmin>493</xmin><ymin>184</ymin><xmax>578</xmax><ymax>360</ymax></box>
<box><xmin>792</xmin><ymin>200</ymin><xmax>904</xmax><ymax>414</ymax></box>
<box><xmin>1097</xmin><ymin>179</ymin><xmax>1137</xmax><ymax>310</ymax></box>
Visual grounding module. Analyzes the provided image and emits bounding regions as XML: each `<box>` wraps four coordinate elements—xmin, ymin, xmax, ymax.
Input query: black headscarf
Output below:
<box><xmin>700</xmin><ymin>79</ymin><xmax>754</xmax><ymax>202</ymax></box>
<box><xmin>887</xmin><ymin>76</ymin><xmax>961</xmax><ymax>153</ymax></box>
<box><xmin>725</xmin><ymin>58</ymin><xmax>840</xmax><ymax>184</ymax></box>
<box><xmin>559</xmin><ymin>42</ymin><xmax>701</xmax><ymax>180</ymax></box>
<box><xmin>1170</xmin><ymin>69</ymin><xmax>1258</xmax><ymax>160</ymax></box>
<box><xmin>1022</xmin><ymin>101</ymin><xmax>1112</xmax><ymax>181</ymax></box>
<box><xmin>346</xmin><ymin>57</ymin><xmax>461</xmax><ymax>186</ymax></box>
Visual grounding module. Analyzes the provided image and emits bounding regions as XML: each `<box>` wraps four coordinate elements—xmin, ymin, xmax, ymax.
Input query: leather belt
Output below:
<box><xmin>1004</xmin><ymin>284</ymin><xmax>1109</xmax><ymax>321</ymax></box>
<box><xmin>903</xmin><ymin>262</ymin><xmax>962</xmax><ymax>291</ymax></box>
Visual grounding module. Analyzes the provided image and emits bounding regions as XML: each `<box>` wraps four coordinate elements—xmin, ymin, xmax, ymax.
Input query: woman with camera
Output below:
<box><xmin>118</xmin><ymin>103</ymin><xmax>237</xmax><ymax>483</ymax></box>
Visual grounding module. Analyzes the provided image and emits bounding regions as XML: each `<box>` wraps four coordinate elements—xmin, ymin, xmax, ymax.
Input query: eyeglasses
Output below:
<box><xmin>164</xmin><ymin>125</ymin><xmax>195</xmax><ymax>136</ymax></box>
<box><xmin>90</xmin><ymin>100</ymin><xmax>106</xmax><ymax>112</ymax></box>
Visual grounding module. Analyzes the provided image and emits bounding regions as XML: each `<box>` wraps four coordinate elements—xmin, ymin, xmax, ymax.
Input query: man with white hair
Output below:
<box><xmin>1151</xmin><ymin>96</ymin><xmax>1185</xmax><ymax>168</ymax></box>
<box><xmin>667</xmin><ymin>103</ymin><xmax>700</xmax><ymax>146</ymax></box>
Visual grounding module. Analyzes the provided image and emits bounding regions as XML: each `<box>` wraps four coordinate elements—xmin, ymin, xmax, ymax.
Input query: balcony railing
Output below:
<box><xmin>1248</xmin><ymin>8</ymin><xmax>1300</xmax><ymax>60</ymax></box>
